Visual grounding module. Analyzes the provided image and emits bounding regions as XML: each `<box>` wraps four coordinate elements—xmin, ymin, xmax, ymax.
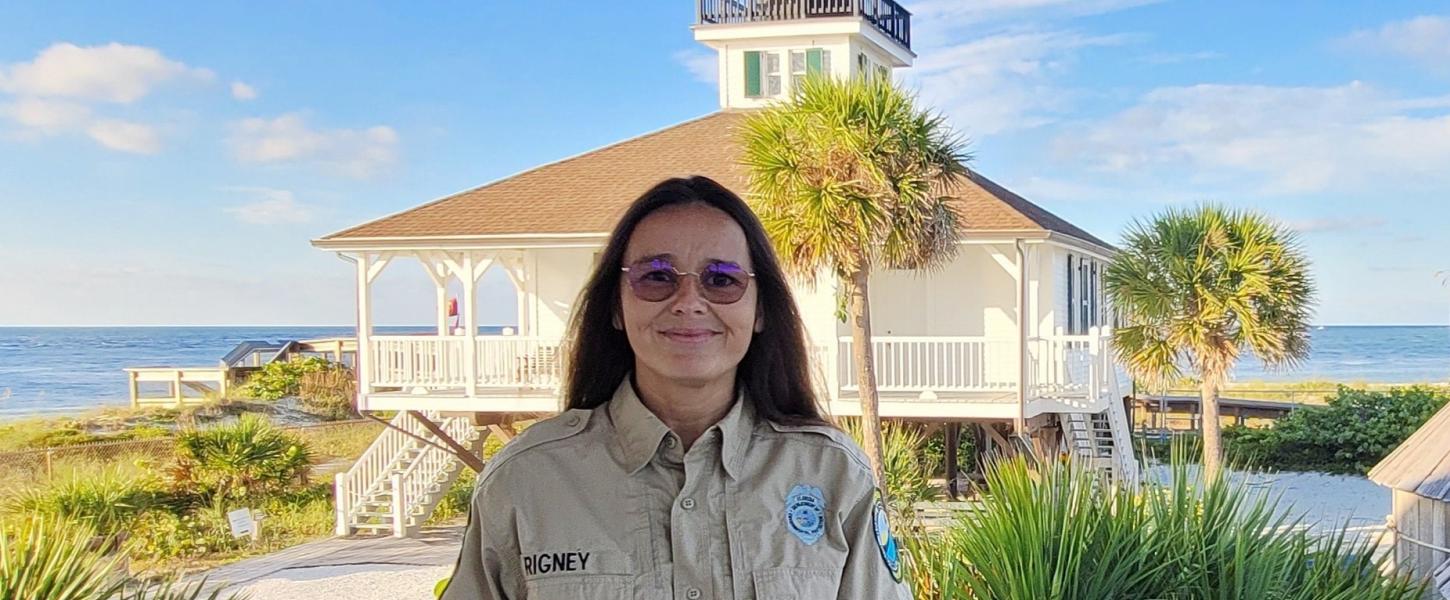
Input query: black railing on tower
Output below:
<box><xmin>697</xmin><ymin>0</ymin><xmax>912</xmax><ymax>50</ymax></box>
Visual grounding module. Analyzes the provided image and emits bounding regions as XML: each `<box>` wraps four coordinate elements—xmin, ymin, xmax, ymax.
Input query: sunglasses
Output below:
<box><xmin>620</xmin><ymin>257</ymin><xmax>756</xmax><ymax>304</ymax></box>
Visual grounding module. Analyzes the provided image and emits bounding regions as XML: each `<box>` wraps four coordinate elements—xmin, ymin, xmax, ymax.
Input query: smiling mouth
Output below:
<box><xmin>660</xmin><ymin>329</ymin><xmax>720</xmax><ymax>343</ymax></box>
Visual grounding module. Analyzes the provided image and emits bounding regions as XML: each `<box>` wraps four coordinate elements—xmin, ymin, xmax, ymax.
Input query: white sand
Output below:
<box><xmin>227</xmin><ymin>564</ymin><xmax>452</xmax><ymax>600</ymax></box>
<box><xmin>1145</xmin><ymin>464</ymin><xmax>1390</xmax><ymax>533</ymax></box>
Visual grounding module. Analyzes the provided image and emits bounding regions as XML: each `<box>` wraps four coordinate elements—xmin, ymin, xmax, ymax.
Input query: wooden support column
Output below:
<box><xmin>407</xmin><ymin>411</ymin><xmax>487</xmax><ymax>473</ymax></box>
<box><xmin>944</xmin><ymin>423</ymin><xmax>960</xmax><ymax>499</ymax></box>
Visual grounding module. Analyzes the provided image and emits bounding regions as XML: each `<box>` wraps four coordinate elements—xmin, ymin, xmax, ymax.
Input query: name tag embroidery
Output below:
<box><xmin>522</xmin><ymin>551</ymin><xmax>592</xmax><ymax>576</ymax></box>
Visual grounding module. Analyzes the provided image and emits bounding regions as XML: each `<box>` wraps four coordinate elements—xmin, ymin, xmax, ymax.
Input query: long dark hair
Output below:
<box><xmin>562</xmin><ymin>176</ymin><xmax>827</xmax><ymax>426</ymax></box>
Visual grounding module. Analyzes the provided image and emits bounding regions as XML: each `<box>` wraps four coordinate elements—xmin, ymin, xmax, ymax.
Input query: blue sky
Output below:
<box><xmin>1</xmin><ymin>1</ymin><xmax>1447</xmax><ymax>327</ymax></box>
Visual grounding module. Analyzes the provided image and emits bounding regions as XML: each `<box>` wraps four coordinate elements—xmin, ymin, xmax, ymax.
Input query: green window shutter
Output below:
<box><xmin>745</xmin><ymin>51</ymin><xmax>762</xmax><ymax>97</ymax></box>
<box><xmin>806</xmin><ymin>48</ymin><xmax>823</xmax><ymax>75</ymax></box>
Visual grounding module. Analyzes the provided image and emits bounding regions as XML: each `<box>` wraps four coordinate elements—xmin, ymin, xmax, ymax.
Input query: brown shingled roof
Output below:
<box><xmin>318</xmin><ymin>111</ymin><xmax>1113</xmax><ymax>251</ymax></box>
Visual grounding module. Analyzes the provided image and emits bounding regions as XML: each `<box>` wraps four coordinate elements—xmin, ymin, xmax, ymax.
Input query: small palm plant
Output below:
<box><xmin>172</xmin><ymin>414</ymin><xmax>312</xmax><ymax>507</ymax></box>
<box><xmin>740</xmin><ymin>74</ymin><xmax>970</xmax><ymax>483</ymax></box>
<box><xmin>1104</xmin><ymin>205</ymin><xmax>1314</xmax><ymax>479</ymax></box>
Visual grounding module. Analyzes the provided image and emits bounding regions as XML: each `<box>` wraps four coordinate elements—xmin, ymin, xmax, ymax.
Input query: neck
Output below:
<box><xmin>632</xmin><ymin>369</ymin><xmax>737</xmax><ymax>450</ymax></box>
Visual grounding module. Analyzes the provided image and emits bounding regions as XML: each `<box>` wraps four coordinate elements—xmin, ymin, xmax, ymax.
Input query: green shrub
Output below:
<box><xmin>236</xmin><ymin>357</ymin><xmax>334</xmax><ymax>401</ymax></box>
<box><xmin>841</xmin><ymin>419</ymin><xmax>941</xmax><ymax>522</ymax></box>
<box><xmin>427</xmin><ymin>468</ymin><xmax>478</xmax><ymax>525</ymax></box>
<box><xmin>8</xmin><ymin>467</ymin><xmax>165</xmax><ymax>533</ymax></box>
<box><xmin>902</xmin><ymin>451</ymin><xmax>1426</xmax><ymax>599</ymax></box>
<box><xmin>0</xmin><ymin>516</ymin><xmax>245</xmax><ymax>600</ymax></box>
<box><xmin>172</xmin><ymin>414</ymin><xmax>313</xmax><ymax>504</ymax></box>
<box><xmin>128</xmin><ymin>509</ymin><xmax>240</xmax><ymax>561</ymax></box>
<box><xmin>1226</xmin><ymin>386</ymin><xmax>1447</xmax><ymax>474</ymax></box>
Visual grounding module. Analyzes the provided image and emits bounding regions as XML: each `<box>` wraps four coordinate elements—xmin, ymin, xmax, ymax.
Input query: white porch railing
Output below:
<box><xmin>1026</xmin><ymin>329</ymin><xmax>1115</xmax><ymax>402</ymax></box>
<box><xmin>838</xmin><ymin>336</ymin><xmax>1019</xmax><ymax>393</ymax></box>
<box><xmin>475</xmin><ymin>336</ymin><xmax>563</xmax><ymax>388</ymax></box>
<box><xmin>367</xmin><ymin>335</ymin><xmax>563</xmax><ymax>392</ymax></box>
<box><xmin>370</xmin><ymin>336</ymin><xmax>468</xmax><ymax>388</ymax></box>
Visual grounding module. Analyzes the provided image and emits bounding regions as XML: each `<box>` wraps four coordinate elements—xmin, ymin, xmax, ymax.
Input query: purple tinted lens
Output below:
<box><xmin>627</xmin><ymin>263</ymin><xmax>678</xmax><ymax>302</ymax></box>
<box><xmin>701</xmin><ymin>263</ymin><xmax>748</xmax><ymax>303</ymax></box>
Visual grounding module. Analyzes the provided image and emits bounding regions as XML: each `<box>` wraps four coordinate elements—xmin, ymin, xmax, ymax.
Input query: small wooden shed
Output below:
<box><xmin>1369</xmin><ymin>401</ymin><xmax>1450</xmax><ymax>594</ymax></box>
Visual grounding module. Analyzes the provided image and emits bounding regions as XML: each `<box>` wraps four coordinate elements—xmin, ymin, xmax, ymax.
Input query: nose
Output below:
<box><xmin>669</xmin><ymin>274</ymin><xmax>709</xmax><ymax>315</ymax></box>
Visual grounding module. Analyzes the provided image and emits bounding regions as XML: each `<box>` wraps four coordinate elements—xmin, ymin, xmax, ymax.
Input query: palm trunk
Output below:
<box><xmin>1200</xmin><ymin>378</ymin><xmax>1223</xmax><ymax>481</ymax></box>
<box><xmin>849</xmin><ymin>268</ymin><xmax>888</xmax><ymax>490</ymax></box>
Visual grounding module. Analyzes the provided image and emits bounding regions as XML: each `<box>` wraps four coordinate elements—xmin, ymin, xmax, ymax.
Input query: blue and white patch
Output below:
<box><xmin>784</xmin><ymin>484</ymin><xmax>826</xmax><ymax>545</ymax></box>
<box><xmin>872</xmin><ymin>494</ymin><xmax>902</xmax><ymax>582</ymax></box>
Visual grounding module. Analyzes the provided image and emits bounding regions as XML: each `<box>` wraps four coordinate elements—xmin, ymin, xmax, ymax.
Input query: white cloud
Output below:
<box><xmin>1136</xmin><ymin>50</ymin><xmax>1223</xmax><ymax>65</ymax></box>
<box><xmin>907</xmin><ymin>29</ymin><xmax>1132</xmax><ymax>135</ymax></box>
<box><xmin>1287</xmin><ymin>217</ymin><xmax>1387</xmax><ymax>234</ymax></box>
<box><xmin>0</xmin><ymin>42</ymin><xmax>213</xmax><ymax>103</ymax></box>
<box><xmin>0</xmin><ymin>97</ymin><xmax>90</xmax><ymax>134</ymax></box>
<box><xmin>1339</xmin><ymin>15</ymin><xmax>1450</xmax><ymax>71</ymax></box>
<box><xmin>85</xmin><ymin>119</ymin><xmax>161</xmax><ymax>154</ymax></box>
<box><xmin>222</xmin><ymin>187</ymin><xmax>314</xmax><ymax>224</ymax></box>
<box><xmin>1052</xmin><ymin>81</ymin><xmax>1450</xmax><ymax>194</ymax></box>
<box><xmin>230</xmin><ymin>81</ymin><xmax>258</xmax><ymax>101</ymax></box>
<box><xmin>229</xmin><ymin>113</ymin><xmax>399</xmax><ymax>178</ymax></box>
<box><xmin>673</xmin><ymin>50</ymin><xmax>717</xmax><ymax>85</ymax></box>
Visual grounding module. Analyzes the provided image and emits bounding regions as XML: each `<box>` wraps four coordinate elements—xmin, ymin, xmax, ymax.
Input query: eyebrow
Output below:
<box><xmin>627</xmin><ymin>254</ymin><xmax>746</xmax><ymax>268</ymax></box>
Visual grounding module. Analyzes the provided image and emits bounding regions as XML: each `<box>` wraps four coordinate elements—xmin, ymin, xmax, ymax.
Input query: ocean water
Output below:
<box><xmin>0</xmin><ymin>325</ymin><xmax>1446</xmax><ymax>418</ymax></box>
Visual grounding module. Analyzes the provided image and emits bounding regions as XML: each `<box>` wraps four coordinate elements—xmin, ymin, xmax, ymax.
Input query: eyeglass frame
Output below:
<box><xmin>619</xmin><ymin>259</ymin><xmax>757</xmax><ymax>304</ymax></box>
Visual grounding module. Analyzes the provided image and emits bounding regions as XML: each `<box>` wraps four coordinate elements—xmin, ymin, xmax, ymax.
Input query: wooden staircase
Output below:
<box><xmin>334</xmin><ymin>411</ymin><xmax>484</xmax><ymax>538</ymax></box>
<box><xmin>1063</xmin><ymin>396</ymin><xmax>1139</xmax><ymax>487</ymax></box>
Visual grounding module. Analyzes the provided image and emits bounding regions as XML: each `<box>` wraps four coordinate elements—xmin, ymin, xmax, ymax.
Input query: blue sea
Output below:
<box><xmin>0</xmin><ymin>326</ymin><xmax>1447</xmax><ymax>418</ymax></box>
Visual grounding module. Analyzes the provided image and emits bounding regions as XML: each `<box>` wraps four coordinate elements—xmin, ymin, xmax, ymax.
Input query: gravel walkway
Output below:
<box><xmin>196</xmin><ymin>526</ymin><xmax>464</xmax><ymax>598</ymax></box>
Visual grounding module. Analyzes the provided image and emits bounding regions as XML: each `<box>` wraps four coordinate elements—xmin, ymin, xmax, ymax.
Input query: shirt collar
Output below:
<box><xmin>606</xmin><ymin>376</ymin><xmax>756</xmax><ymax>479</ymax></box>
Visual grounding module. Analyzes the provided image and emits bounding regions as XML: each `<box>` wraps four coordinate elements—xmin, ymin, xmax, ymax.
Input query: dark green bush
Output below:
<box><xmin>1228</xmin><ymin>386</ymin><xmax>1447</xmax><ymax>474</ymax></box>
<box><xmin>236</xmin><ymin>357</ymin><xmax>334</xmax><ymax>401</ymax></box>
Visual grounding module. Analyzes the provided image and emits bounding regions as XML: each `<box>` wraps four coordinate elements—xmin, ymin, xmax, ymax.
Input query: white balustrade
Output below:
<box><xmin>838</xmin><ymin>336</ymin><xmax>1018</xmax><ymax>393</ymax></box>
<box><xmin>369</xmin><ymin>336</ymin><xmax>467</xmax><ymax>388</ymax></box>
<box><xmin>475</xmin><ymin>336</ymin><xmax>564</xmax><ymax>388</ymax></box>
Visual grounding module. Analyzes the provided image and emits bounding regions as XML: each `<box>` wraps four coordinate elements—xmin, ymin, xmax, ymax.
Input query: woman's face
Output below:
<box><xmin>619</xmin><ymin>202</ymin><xmax>760</xmax><ymax>389</ymax></box>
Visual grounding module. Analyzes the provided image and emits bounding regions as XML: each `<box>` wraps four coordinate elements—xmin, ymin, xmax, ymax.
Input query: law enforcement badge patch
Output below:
<box><xmin>872</xmin><ymin>492</ymin><xmax>903</xmax><ymax>582</ymax></box>
<box><xmin>785</xmin><ymin>484</ymin><xmax>826</xmax><ymax>545</ymax></box>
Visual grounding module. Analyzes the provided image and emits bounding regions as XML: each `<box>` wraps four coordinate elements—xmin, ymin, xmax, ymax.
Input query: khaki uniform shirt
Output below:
<box><xmin>442</xmin><ymin>380</ymin><xmax>913</xmax><ymax>600</ymax></box>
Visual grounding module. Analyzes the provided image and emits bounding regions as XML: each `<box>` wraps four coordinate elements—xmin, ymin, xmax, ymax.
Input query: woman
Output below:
<box><xmin>442</xmin><ymin>177</ymin><xmax>910</xmax><ymax>599</ymax></box>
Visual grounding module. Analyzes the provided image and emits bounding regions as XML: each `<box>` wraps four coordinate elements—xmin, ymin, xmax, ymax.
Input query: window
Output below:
<box><xmin>765</xmin><ymin>52</ymin><xmax>781</xmax><ymax>95</ymax></box>
<box><xmin>1066</xmin><ymin>254</ymin><xmax>1075</xmax><ymax>334</ymax></box>
<box><xmin>790</xmin><ymin>48</ymin><xmax>830</xmax><ymax>91</ymax></box>
<box><xmin>744</xmin><ymin>51</ymin><xmax>782</xmax><ymax>98</ymax></box>
<box><xmin>857</xmin><ymin>52</ymin><xmax>868</xmax><ymax>75</ymax></box>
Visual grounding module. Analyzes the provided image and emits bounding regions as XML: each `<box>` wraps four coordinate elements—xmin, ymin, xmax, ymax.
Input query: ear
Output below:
<box><xmin>612</xmin><ymin>310</ymin><xmax>624</xmax><ymax>330</ymax></box>
<box><xmin>753</xmin><ymin>313</ymin><xmax>764</xmax><ymax>333</ymax></box>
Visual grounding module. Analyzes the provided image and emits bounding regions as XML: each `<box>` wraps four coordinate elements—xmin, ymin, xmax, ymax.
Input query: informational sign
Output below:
<box><xmin>227</xmin><ymin>508</ymin><xmax>255</xmax><ymax>539</ymax></box>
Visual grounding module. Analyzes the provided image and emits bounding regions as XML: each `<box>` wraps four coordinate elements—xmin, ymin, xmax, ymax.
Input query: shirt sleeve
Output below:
<box><xmin>838</xmin><ymin>483</ymin><xmax>914</xmax><ymax>600</ymax></box>
<box><xmin>439</xmin><ymin>480</ymin><xmax>522</xmax><ymax>600</ymax></box>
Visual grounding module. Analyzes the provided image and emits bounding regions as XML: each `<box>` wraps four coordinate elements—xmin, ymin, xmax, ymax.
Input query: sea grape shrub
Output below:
<box><xmin>1228</xmin><ymin>386</ymin><xmax>1448</xmax><ymax>474</ymax></box>
<box><xmin>236</xmin><ymin>356</ymin><xmax>334</xmax><ymax>401</ymax></box>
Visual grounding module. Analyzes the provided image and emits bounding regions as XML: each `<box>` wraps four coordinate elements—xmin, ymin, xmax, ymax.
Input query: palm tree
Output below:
<box><xmin>739</xmin><ymin>74</ymin><xmax>970</xmax><ymax>482</ymax></box>
<box><xmin>1104</xmin><ymin>205</ymin><xmax>1315</xmax><ymax>479</ymax></box>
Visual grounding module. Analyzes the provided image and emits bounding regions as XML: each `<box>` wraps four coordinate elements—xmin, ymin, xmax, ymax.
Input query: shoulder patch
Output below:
<box><xmin>479</xmin><ymin>408</ymin><xmax>593</xmax><ymax>484</ymax></box>
<box><xmin>871</xmin><ymin>490</ymin><xmax>903</xmax><ymax>582</ymax></box>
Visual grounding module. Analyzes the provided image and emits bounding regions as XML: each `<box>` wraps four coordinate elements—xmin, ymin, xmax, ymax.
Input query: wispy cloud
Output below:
<box><xmin>222</xmin><ymin>187</ymin><xmax>315</xmax><ymax>224</ymax></box>
<box><xmin>673</xmin><ymin>50</ymin><xmax>716</xmax><ymax>85</ymax></box>
<box><xmin>0</xmin><ymin>42</ymin><xmax>217</xmax><ymax>153</ymax></box>
<box><xmin>0</xmin><ymin>42</ymin><xmax>213</xmax><ymax>103</ymax></box>
<box><xmin>230</xmin><ymin>81</ymin><xmax>258</xmax><ymax>101</ymax></box>
<box><xmin>1287</xmin><ymin>216</ymin><xmax>1387</xmax><ymax>234</ymax></box>
<box><xmin>908</xmin><ymin>29</ymin><xmax>1135</xmax><ymax>136</ymax></box>
<box><xmin>1338</xmin><ymin>15</ymin><xmax>1450</xmax><ymax>72</ymax></box>
<box><xmin>85</xmin><ymin>119</ymin><xmax>161</xmax><ymax>154</ymax></box>
<box><xmin>1051</xmin><ymin>81</ymin><xmax>1450</xmax><ymax>195</ymax></box>
<box><xmin>228</xmin><ymin>112</ymin><xmax>399</xmax><ymax>179</ymax></box>
<box><xmin>1136</xmin><ymin>50</ymin><xmax>1223</xmax><ymax>65</ymax></box>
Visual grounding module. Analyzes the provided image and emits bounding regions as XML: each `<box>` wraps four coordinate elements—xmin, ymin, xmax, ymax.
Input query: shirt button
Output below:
<box><xmin>664</xmin><ymin>436</ymin><xmax>677</xmax><ymax>448</ymax></box>
<box><xmin>565</xmin><ymin>414</ymin><xmax>580</xmax><ymax>427</ymax></box>
<box><xmin>680</xmin><ymin>497</ymin><xmax>696</xmax><ymax>510</ymax></box>
<box><xmin>686</xmin><ymin>588</ymin><xmax>701</xmax><ymax>599</ymax></box>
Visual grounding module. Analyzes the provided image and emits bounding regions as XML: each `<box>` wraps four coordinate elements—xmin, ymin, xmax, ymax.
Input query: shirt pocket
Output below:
<box><xmin>752</xmin><ymin>566</ymin><xmax>840</xmax><ymax>600</ymax></box>
<box><xmin>524</xmin><ymin>574</ymin><xmax>634</xmax><ymax>599</ymax></box>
